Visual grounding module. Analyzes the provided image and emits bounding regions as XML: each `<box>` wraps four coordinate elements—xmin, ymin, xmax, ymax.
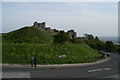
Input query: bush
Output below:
<box><xmin>105</xmin><ymin>41</ymin><xmax>116</xmax><ymax>52</ymax></box>
<box><xmin>71</xmin><ymin>38</ymin><xmax>85</xmax><ymax>44</ymax></box>
<box><xmin>53</xmin><ymin>31</ymin><xmax>70</xmax><ymax>45</ymax></box>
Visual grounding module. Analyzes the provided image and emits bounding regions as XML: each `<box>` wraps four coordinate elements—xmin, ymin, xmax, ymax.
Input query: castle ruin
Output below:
<box><xmin>67</xmin><ymin>30</ymin><xmax>77</xmax><ymax>39</ymax></box>
<box><xmin>33</xmin><ymin>22</ymin><xmax>77</xmax><ymax>39</ymax></box>
<box><xmin>33</xmin><ymin>22</ymin><xmax>45</xmax><ymax>29</ymax></box>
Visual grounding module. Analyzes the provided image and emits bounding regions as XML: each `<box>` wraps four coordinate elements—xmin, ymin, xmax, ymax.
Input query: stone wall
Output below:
<box><xmin>33</xmin><ymin>22</ymin><xmax>77</xmax><ymax>38</ymax></box>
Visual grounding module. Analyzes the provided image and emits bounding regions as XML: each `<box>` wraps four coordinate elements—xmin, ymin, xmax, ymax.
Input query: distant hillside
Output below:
<box><xmin>2</xmin><ymin>27</ymin><xmax>53</xmax><ymax>44</ymax></box>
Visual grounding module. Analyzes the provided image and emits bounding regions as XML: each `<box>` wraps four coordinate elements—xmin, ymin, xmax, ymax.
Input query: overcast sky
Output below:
<box><xmin>2</xmin><ymin>2</ymin><xmax>118</xmax><ymax>37</ymax></box>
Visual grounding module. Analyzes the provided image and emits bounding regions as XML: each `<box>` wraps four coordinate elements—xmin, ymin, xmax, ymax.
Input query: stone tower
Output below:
<box><xmin>33</xmin><ymin>22</ymin><xmax>45</xmax><ymax>29</ymax></box>
<box><xmin>33</xmin><ymin>22</ymin><xmax>39</xmax><ymax>28</ymax></box>
<box><xmin>41</xmin><ymin>22</ymin><xmax>45</xmax><ymax>29</ymax></box>
<box><xmin>67</xmin><ymin>30</ymin><xmax>77</xmax><ymax>39</ymax></box>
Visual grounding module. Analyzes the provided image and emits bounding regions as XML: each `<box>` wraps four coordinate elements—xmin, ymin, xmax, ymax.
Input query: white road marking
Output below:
<box><xmin>88</xmin><ymin>68</ymin><xmax>111</xmax><ymax>73</ymax></box>
<box><xmin>2</xmin><ymin>72</ymin><xmax>30</xmax><ymax>78</ymax></box>
<box><xmin>88</xmin><ymin>69</ymin><xmax>103</xmax><ymax>72</ymax></box>
<box><xmin>104</xmin><ymin>68</ymin><xmax>111</xmax><ymax>70</ymax></box>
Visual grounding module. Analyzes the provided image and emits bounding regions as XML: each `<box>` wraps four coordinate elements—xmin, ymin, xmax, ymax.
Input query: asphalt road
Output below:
<box><xmin>2</xmin><ymin>52</ymin><xmax>120</xmax><ymax>78</ymax></box>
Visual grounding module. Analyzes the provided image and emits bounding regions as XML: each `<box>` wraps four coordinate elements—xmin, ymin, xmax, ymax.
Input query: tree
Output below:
<box><xmin>89</xmin><ymin>34</ymin><xmax>94</xmax><ymax>40</ymax></box>
<box><xmin>105</xmin><ymin>41</ymin><xmax>115</xmax><ymax>52</ymax></box>
<box><xmin>84</xmin><ymin>33</ymin><xmax>94</xmax><ymax>40</ymax></box>
<box><xmin>53</xmin><ymin>31</ymin><xmax>70</xmax><ymax>45</ymax></box>
<box><xmin>95</xmin><ymin>36</ymin><xmax>100</xmax><ymax>41</ymax></box>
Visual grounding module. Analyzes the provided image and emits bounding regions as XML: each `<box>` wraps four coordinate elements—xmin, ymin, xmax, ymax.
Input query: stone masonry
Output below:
<box><xmin>33</xmin><ymin>22</ymin><xmax>77</xmax><ymax>39</ymax></box>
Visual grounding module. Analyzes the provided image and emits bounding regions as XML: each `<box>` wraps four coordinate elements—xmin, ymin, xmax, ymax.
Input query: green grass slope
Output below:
<box><xmin>2</xmin><ymin>27</ymin><xmax>103</xmax><ymax>64</ymax></box>
<box><xmin>2</xmin><ymin>27</ymin><xmax>53</xmax><ymax>44</ymax></box>
<box><xmin>2</xmin><ymin>43</ymin><xmax>103</xmax><ymax>64</ymax></box>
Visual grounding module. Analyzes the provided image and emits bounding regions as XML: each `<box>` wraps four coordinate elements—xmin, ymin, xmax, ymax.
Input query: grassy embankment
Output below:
<box><xmin>2</xmin><ymin>27</ymin><xmax>103</xmax><ymax>64</ymax></box>
<box><xmin>2</xmin><ymin>43</ymin><xmax>103</xmax><ymax>64</ymax></box>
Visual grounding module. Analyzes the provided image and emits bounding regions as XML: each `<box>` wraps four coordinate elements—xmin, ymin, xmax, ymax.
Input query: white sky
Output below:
<box><xmin>1</xmin><ymin>1</ymin><xmax>119</xmax><ymax>37</ymax></box>
<box><xmin>1</xmin><ymin>0</ymin><xmax>120</xmax><ymax>2</ymax></box>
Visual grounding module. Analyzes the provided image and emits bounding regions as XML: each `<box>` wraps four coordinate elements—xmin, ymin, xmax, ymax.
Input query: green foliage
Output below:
<box><xmin>105</xmin><ymin>41</ymin><xmax>117</xmax><ymax>52</ymax></box>
<box><xmin>1</xmin><ymin>27</ymin><xmax>107</xmax><ymax>64</ymax></box>
<box><xmin>71</xmin><ymin>38</ymin><xmax>85</xmax><ymax>44</ymax></box>
<box><xmin>2</xmin><ymin>27</ymin><xmax>53</xmax><ymax>44</ymax></box>
<box><xmin>2</xmin><ymin>43</ymin><xmax>102</xmax><ymax>64</ymax></box>
<box><xmin>53</xmin><ymin>31</ymin><xmax>70</xmax><ymax>45</ymax></box>
<box><xmin>82</xmin><ymin>33</ymin><xmax>119</xmax><ymax>52</ymax></box>
<box><xmin>84</xmin><ymin>36</ymin><xmax>118</xmax><ymax>52</ymax></box>
<box><xmin>84</xmin><ymin>33</ymin><xmax>94</xmax><ymax>40</ymax></box>
<box><xmin>105</xmin><ymin>41</ymin><xmax>114</xmax><ymax>51</ymax></box>
<box><xmin>95</xmin><ymin>36</ymin><xmax>100</xmax><ymax>41</ymax></box>
<box><xmin>85</xmin><ymin>39</ymin><xmax>105</xmax><ymax>50</ymax></box>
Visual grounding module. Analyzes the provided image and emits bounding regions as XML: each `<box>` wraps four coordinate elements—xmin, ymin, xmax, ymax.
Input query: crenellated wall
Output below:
<box><xmin>33</xmin><ymin>22</ymin><xmax>77</xmax><ymax>39</ymax></box>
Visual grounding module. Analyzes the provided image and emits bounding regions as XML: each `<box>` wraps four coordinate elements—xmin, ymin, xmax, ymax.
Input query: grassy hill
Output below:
<box><xmin>2</xmin><ymin>26</ymin><xmax>103</xmax><ymax>64</ymax></box>
<box><xmin>2</xmin><ymin>27</ymin><xmax>53</xmax><ymax>44</ymax></box>
<box><xmin>2</xmin><ymin>43</ymin><xmax>103</xmax><ymax>64</ymax></box>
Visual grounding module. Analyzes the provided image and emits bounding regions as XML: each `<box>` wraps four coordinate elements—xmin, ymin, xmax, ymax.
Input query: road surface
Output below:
<box><xmin>2</xmin><ymin>52</ymin><xmax>120</xmax><ymax>79</ymax></box>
